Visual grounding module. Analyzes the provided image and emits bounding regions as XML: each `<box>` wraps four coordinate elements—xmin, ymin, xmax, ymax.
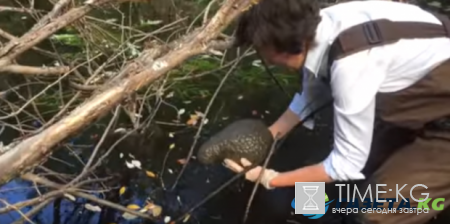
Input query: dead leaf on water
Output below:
<box><xmin>194</xmin><ymin>111</ymin><xmax>205</xmax><ymax>117</ymax></box>
<box><xmin>122</xmin><ymin>212</ymin><xmax>137</xmax><ymax>220</ymax></box>
<box><xmin>186</xmin><ymin>114</ymin><xmax>199</xmax><ymax>126</ymax></box>
<box><xmin>122</xmin><ymin>204</ymin><xmax>148</xmax><ymax>220</ymax></box>
<box><xmin>166</xmin><ymin>91</ymin><xmax>174</xmax><ymax>98</ymax></box>
<box><xmin>84</xmin><ymin>203</ymin><xmax>102</xmax><ymax>212</ymax></box>
<box><xmin>114</xmin><ymin>128</ymin><xmax>127</xmax><ymax>134</ymax></box>
<box><xmin>127</xmin><ymin>204</ymin><xmax>141</xmax><ymax>210</ymax></box>
<box><xmin>169</xmin><ymin>143</ymin><xmax>175</xmax><ymax>150</ymax></box>
<box><xmin>183</xmin><ymin>214</ymin><xmax>191</xmax><ymax>222</ymax></box>
<box><xmin>64</xmin><ymin>193</ymin><xmax>76</xmax><ymax>202</ymax></box>
<box><xmin>119</xmin><ymin>186</ymin><xmax>126</xmax><ymax>195</ymax></box>
<box><xmin>145</xmin><ymin>170</ymin><xmax>156</xmax><ymax>178</ymax></box>
<box><xmin>178</xmin><ymin>108</ymin><xmax>186</xmax><ymax>115</ymax></box>
<box><xmin>125</xmin><ymin>160</ymin><xmax>142</xmax><ymax>169</ymax></box>
<box><xmin>144</xmin><ymin>202</ymin><xmax>162</xmax><ymax>217</ymax></box>
<box><xmin>152</xmin><ymin>206</ymin><xmax>162</xmax><ymax>217</ymax></box>
<box><xmin>125</xmin><ymin>161</ymin><xmax>134</xmax><ymax>169</ymax></box>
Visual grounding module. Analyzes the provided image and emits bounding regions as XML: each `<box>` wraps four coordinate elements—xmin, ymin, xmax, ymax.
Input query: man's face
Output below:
<box><xmin>258</xmin><ymin>47</ymin><xmax>306</xmax><ymax>71</ymax></box>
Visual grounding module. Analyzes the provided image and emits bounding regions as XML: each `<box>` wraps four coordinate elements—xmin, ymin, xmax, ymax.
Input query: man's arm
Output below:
<box><xmin>268</xmin><ymin>98</ymin><xmax>376</xmax><ymax>187</ymax></box>
<box><xmin>269</xmin><ymin>108</ymin><xmax>300</xmax><ymax>138</ymax></box>
<box><xmin>269</xmin><ymin>68</ymin><xmax>332</xmax><ymax>138</ymax></box>
<box><xmin>268</xmin><ymin>50</ymin><xmax>388</xmax><ymax>187</ymax></box>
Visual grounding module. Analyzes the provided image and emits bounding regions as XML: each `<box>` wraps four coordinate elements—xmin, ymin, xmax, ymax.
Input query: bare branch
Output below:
<box><xmin>21</xmin><ymin>173</ymin><xmax>157</xmax><ymax>220</ymax></box>
<box><xmin>0</xmin><ymin>6</ymin><xmax>43</xmax><ymax>14</ymax></box>
<box><xmin>0</xmin><ymin>0</ymin><xmax>251</xmax><ymax>186</ymax></box>
<box><xmin>0</xmin><ymin>64</ymin><xmax>70</xmax><ymax>75</ymax></box>
<box><xmin>0</xmin><ymin>0</ymin><xmax>121</xmax><ymax>67</ymax></box>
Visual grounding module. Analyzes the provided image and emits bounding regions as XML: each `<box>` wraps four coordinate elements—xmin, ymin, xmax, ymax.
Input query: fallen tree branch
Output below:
<box><xmin>30</xmin><ymin>0</ymin><xmax>72</xmax><ymax>31</ymax></box>
<box><xmin>0</xmin><ymin>0</ymin><xmax>120</xmax><ymax>68</ymax></box>
<box><xmin>0</xmin><ymin>6</ymin><xmax>44</xmax><ymax>14</ymax></box>
<box><xmin>0</xmin><ymin>64</ymin><xmax>70</xmax><ymax>75</ymax></box>
<box><xmin>0</xmin><ymin>28</ymin><xmax>58</xmax><ymax>58</ymax></box>
<box><xmin>0</xmin><ymin>0</ymin><xmax>251</xmax><ymax>186</ymax></box>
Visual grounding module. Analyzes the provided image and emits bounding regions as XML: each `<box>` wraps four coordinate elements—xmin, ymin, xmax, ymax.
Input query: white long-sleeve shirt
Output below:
<box><xmin>288</xmin><ymin>1</ymin><xmax>450</xmax><ymax>181</ymax></box>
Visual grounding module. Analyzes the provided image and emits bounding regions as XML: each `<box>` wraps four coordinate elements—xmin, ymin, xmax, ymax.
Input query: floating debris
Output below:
<box><xmin>114</xmin><ymin>127</ymin><xmax>127</xmax><ymax>134</ymax></box>
<box><xmin>178</xmin><ymin>109</ymin><xmax>186</xmax><ymax>115</ymax></box>
<box><xmin>84</xmin><ymin>203</ymin><xmax>101</xmax><ymax>212</ymax></box>
<box><xmin>64</xmin><ymin>193</ymin><xmax>76</xmax><ymax>202</ymax></box>
<box><xmin>145</xmin><ymin>170</ymin><xmax>157</xmax><ymax>178</ymax></box>
<box><xmin>166</xmin><ymin>91</ymin><xmax>174</xmax><ymax>98</ymax></box>
<box><xmin>119</xmin><ymin>186</ymin><xmax>126</xmax><ymax>195</ymax></box>
<box><xmin>125</xmin><ymin>160</ymin><xmax>142</xmax><ymax>169</ymax></box>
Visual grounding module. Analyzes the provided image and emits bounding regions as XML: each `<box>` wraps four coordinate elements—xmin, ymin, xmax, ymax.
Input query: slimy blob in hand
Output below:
<box><xmin>197</xmin><ymin>119</ymin><xmax>274</xmax><ymax>165</ymax></box>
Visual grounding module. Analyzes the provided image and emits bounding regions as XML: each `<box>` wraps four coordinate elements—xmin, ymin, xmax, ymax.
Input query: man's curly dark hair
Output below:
<box><xmin>235</xmin><ymin>0</ymin><xmax>321</xmax><ymax>55</ymax></box>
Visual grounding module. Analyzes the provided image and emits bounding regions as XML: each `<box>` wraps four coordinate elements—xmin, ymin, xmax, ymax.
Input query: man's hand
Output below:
<box><xmin>223</xmin><ymin>157</ymin><xmax>279</xmax><ymax>189</ymax></box>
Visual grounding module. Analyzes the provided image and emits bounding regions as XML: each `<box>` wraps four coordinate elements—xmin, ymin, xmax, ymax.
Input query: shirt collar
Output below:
<box><xmin>303</xmin><ymin>11</ymin><xmax>335</xmax><ymax>78</ymax></box>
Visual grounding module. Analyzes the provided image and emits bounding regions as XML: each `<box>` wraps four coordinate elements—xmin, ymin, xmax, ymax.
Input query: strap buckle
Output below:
<box><xmin>362</xmin><ymin>22</ymin><xmax>383</xmax><ymax>44</ymax></box>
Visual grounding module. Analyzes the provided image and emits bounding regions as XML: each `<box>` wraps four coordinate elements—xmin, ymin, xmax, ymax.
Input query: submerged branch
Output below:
<box><xmin>21</xmin><ymin>173</ymin><xmax>157</xmax><ymax>220</ymax></box>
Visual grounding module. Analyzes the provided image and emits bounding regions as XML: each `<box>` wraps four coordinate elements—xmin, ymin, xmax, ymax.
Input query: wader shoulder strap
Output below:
<box><xmin>329</xmin><ymin>13</ymin><xmax>450</xmax><ymax>62</ymax></box>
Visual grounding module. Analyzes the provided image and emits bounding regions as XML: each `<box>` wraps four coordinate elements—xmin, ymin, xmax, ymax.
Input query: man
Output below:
<box><xmin>223</xmin><ymin>0</ymin><xmax>450</xmax><ymax>223</ymax></box>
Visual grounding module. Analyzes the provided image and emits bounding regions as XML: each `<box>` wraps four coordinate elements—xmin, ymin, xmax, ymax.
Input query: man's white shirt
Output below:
<box><xmin>288</xmin><ymin>1</ymin><xmax>450</xmax><ymax>181</ymax></box>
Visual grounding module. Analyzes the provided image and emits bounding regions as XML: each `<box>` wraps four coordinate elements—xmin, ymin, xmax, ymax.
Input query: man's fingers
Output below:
<box><xmin>224</xmin><ymin>159</ymin><xmax>244</xmax><ymax>172</ymax></box>
<box><xmin>240</xmin><ymin>158</ymin><xmax>253</xmax><ymax>167</ymax></box>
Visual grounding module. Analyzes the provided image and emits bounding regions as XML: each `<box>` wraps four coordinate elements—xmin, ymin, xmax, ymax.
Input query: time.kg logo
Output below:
<box><xmin>291</xmin><ymin>182</ymin><xmax>335</xmax><ymax>219</ymax></box>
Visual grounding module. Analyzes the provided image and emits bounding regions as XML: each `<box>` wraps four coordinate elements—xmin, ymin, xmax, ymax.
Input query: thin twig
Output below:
<box><xmin>11</xmin><ymin>198</ymin><xmax>53</xmax><ymax>224</ymax></box>
<box><xmin>173</xmin><ymin>166</ymin><xmax>254</xmax><ymax>223</ymax></box>
<box><xmin>0</xmin><ymin>199</ymin><xmax>37</xmax><ymax>224</ymax></box>
<box><xmin>65</xmin><ymin>106</ymin><xmax>120</xmax><ymax>186</ymax></box>
<box><xmin>242</xmin><ymin>134</ymin><xmax>281</xmax><ymax>224</ymax></box>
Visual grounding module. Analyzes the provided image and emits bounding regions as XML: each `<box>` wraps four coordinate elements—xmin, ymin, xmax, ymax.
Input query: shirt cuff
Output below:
<box><xmin>322</xmin><ymin>148</ymin><xmax>366</xmax><ymax>181</ymax></box>
<box><xmin>288</xmin><ymin>93</ymin><xmax>315</xmax><ymax>130</ymax></box>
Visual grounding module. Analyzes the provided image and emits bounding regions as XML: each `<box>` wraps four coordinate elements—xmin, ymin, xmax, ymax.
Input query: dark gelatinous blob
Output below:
<box><xmin>197</xmin><ymin>119</ymin><xmax>273</xmax><ymax>165</ymax></box>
